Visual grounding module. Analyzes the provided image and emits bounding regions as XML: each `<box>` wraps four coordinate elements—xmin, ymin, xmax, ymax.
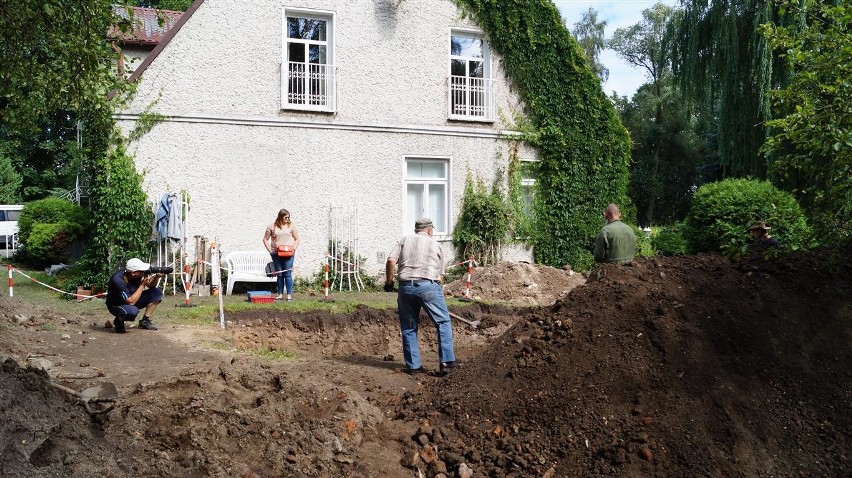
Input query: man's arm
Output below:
<box><xmin>125</xmin><ymin>276</ymin><xmax>152</xmax><ymax>305</ymax></box>
<box><xmin>384</xmin><ymin>258</ymin><xmax>397</xmax><ymax>292</ymax></box>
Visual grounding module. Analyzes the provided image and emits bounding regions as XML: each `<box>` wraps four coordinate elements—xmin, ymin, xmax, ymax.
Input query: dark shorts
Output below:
<box><xmin>106</xmin><ymin>288</ymin><xmax>163</xmax><ymax>320</ymax></box>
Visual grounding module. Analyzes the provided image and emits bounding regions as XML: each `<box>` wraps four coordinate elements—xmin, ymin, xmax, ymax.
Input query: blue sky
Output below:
<box><xmin>554</xmin><ymin>0</ymin><xmax>679</xmax><ymax>98</ymax></box>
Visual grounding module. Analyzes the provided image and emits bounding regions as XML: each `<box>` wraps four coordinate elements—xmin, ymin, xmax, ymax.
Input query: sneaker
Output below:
<box><xmin>274</xmin><ymin>294</ymin><xmax>283</xmax><ymax>300</ymax></box>
<box><xmin>286</xmin><ymin>296</ymin><xmax>293</xmax><ymax>302</ymax></box>
<box><xmin>403</xmin><ymin>366</ymin><xmax>426</xmax><ymax>375</ymax></box>
<box><xmin>113</xmin><ymin>318</ymin><xmax>127</xmax><ymax>334</ymax></box>
<box><xmin>138</xmin><ymin>318</ymin><xmax>158</xmax><ymax>330</ymax></box>
<box><xmin>439</xmin><ymin>361</ymin><xmax>460</xmax><ymax>373</ymax></box>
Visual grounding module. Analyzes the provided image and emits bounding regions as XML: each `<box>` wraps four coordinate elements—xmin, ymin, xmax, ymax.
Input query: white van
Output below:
<box><xmin>1</xmin><ymin>204</ymin><xmax>23</xmax><ymax>256</ymax></box>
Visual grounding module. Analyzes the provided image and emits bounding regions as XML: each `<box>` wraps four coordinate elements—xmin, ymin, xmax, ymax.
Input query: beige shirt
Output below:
<box><xmin>388</xmin><ymin>232</ymin><xmax>444</xmax><ymax>281</ymax></box>
<box><xmin>266</xmin><ymin>223</ymin><xmax>297</xmax><ymax>248</ymax></box>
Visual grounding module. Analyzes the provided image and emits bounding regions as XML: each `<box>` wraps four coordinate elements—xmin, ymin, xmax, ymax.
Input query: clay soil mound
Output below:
<box><xmin>445</xmin><ymin>261</ymin><xmax>587</xmax><ymax>306</ymax></box>
<box><xmin>399</xmin><ymin>250</ymin><xmax>852</xmax><ymax>477</ymax></box>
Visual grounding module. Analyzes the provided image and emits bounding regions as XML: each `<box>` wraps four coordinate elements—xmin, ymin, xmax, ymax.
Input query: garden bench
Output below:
<box><xmin>224</xmin><ymin>251</ymin><xmax>275</xmax><ymax>295</ymax></box>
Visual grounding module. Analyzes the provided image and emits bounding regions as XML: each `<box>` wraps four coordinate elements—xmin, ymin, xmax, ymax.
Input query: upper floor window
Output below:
<box><xmin>283</xmin><ymin>10</ymin><xmax>336</xmax><ymax>111</ymax></box>
<box><xmin>449</xmin><ymin>32</ymin><xmax>494</xmax><ymax>121</ymax></box>
<box><xmin>405</xmin><ymin>159</ymin><xmax>450</xmax><ymax>235</ymax></box>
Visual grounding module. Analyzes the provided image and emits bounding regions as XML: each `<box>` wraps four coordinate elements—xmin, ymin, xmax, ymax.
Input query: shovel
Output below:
<box><xmin>50</xmin><ymin>381</ymin><xmax>118</xmax><ymax>417</ymax></box>
<box><xmin>449</xmin><ymin>311</ymin><xmax>480</xmax><ymax>328</ymax></box>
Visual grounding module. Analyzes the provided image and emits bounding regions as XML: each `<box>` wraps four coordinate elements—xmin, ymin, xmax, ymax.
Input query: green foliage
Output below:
<box><xmin>0</xmin><ymin>150</ymin><xmax>22</xmax><ymax>203</ymax></box>
<box><xmin>25</xmin><ymin>223</ymin><xmax>74</xmax><ymax>265</ymax></box>
<box><xmin>684</xmin><ymin>178</ymin><xmax>811</xmax><ymax>253</ymax></box>
<box><xmin>0</xmin><ymin>1</ymin><xmax>134</xmax><ymax>201</ymax></box>
<box><xmin>131</xmin><ymin>0</ymin><xmax>193</xmax><ymax>11</ymax></box>
<box><xmin>455</xmin><ymin>0</ymin><xmax>631</xmax><ymax>270</ymax></box>
<box><xmin>452</xmin><ymin>174</ymin><xmax>511</xmax><ymax>266</ymax></box>
<box><xmin>760</xmin><ymin>0</ymin><xmax>852</xmax><ymax>246</ymax></box>
<box><xmin>506</xmin><ymin>148</ymin><xmax>534</xmax><ymax>239</ymax></box>
<box><xmin>675</xmin><ymin>0</ymin><xmax>788</xmax><ymax>178</ymax></box>
<box><xmin>632</xmin><ymin>225</ymin><xmax>655</xmax><ymax>258</ymax></box>
<box><xmin>617</xmin><ymin>78</ymin><xmax>705</xmax><ymax>225</ymax></box>
<box><xmin>17</xmin><ymin>198</ymin><xmax>90</xmax><ymax>246</ymax></box>
<box><xmin>653</xmin><ymin>222</ymin><xmax>688</xmax><ymax>256</ymax></box>
<box><xmin>128</xmin><ymin>94</ymin><xmax>166</xmax><ymax>141</ymax></box>
<box><xmin>16</xmin><ymin>198</ymin><xmax>90</xmax><ymax>265</ymax></box>
<box><xmin>72</xmin><ymin>131</ymin><xmax>153</xmax><ymax>288</ymax></box>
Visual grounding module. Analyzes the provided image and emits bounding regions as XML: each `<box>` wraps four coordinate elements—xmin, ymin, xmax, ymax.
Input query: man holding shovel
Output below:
<box><xmin>385</xmin><ymin>218</ymin><xmax>458</xmax><ymax>375</ymax></box>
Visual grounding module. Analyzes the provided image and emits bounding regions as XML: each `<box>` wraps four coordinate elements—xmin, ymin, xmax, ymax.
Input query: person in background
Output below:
<box><xmin>105</xmin><ymin>258</ymin><xmax>163</xmax><ymax>333</ymax></box>
<box><xmin>748</xmin><ymin>221</ymin><xmax>781</xmax><ymax>250</ymax></box>
<box><xmin>385</xmin><ymin>218</ymin><xmax>458</xmax><ymax>375</ymax></box>
<box><xmin>594</xmin><ymin>203</ymin><xmax>637</xmax><ymax>264</ymax></box>
<box><xmin>263</xmin><ymin>208</ymin><xmax>300</xmax><ymax>301</ymax></box>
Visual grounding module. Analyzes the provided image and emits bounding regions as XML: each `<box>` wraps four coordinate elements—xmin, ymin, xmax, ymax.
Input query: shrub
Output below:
<box><xmin>632</xmin><ymin>225</ymin><xmax>655</xmax><ymax>258</ymax></box>
<box><xmin>653</xmin><ymin>222</ymin><xmax>688</xmax><ymax>256</ymax></box>
<box><xmin>452</xmin><ymin>175</ymin><xmax>511</xmax><ymax>266</ymax></box>
<box><xmin>17</xmin><ymin>198</ymin><xmax>91</xmax><ymax>265</ymax></box>
<box><xmin>684</xmin><ymin>178</ymin><xmax>811</xmax><ymax>253</ymax></box>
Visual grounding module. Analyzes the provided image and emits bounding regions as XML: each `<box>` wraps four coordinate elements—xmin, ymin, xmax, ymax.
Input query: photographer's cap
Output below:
<box><xmin>126</xmin><ymin>258</ymin><xmax>150</xmax><ymax>272</ymax></box>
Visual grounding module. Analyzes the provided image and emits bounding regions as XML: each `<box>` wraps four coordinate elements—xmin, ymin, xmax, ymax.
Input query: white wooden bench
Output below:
<box><xmin>224</xmin><ymin>251</ymin><xmax>275</xmax><ymax>295</ymax></box>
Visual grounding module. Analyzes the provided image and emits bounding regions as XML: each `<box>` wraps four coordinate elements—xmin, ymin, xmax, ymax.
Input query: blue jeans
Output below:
<box><xmin>107</xmin><ymin>288</ymin><xmax>163</xmax><ymax>321</ymax></box>
<box><xmin>397</xmin><ymin>280</ymin><xmax>455</xmax><ymax>370</ymax></box>
<box><xmin>271</xmin><ymin>253</ymin><xmax>295</xmax><ymax>294</ymax></box>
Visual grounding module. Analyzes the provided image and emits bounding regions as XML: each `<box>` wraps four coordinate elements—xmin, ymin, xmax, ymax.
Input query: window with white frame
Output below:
<box><xmin>449</xmin><ymin>32</ymin><xmax>494</xmax><ymax>121</ymax></box>
<box><xmin>405</xmin><ymin>159</ymin><xmax>450</xmax><ymax>235</ymax></box>
<box><xmin>520</xmin><ymin>160</ymin><xmax>537</xmax><ymax>217</ymax></box>
<box><xmin>283</xmin><ymin>10</ymin><xmax>335</xmax><ymax>111</ymax></box>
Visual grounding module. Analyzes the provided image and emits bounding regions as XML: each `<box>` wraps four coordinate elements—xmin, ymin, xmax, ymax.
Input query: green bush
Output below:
<box><xmin>632</xmin><ymin>225</ymin><xmax>655</xmax><ymax>258</ymax></box>
<box><xmin>653</xmin><ymin>222</ymin><xmax>688</xmax><ymax>256</ymax></box>
<box><xmin>17</xmin><ymin>198</ymin><xmax>91</xmax><ymax>265</ymax></box>
<box><xmin>452</xmin><ymin>175</ymin><xmax>511</xmax><ymax>266</ymax></box>
<box><xmin>684</xmin><ymin>178</ymin><xmax>811</xmax><ymax>253</ymax></box>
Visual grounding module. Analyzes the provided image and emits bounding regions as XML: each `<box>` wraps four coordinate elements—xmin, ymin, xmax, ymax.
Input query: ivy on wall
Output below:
<box><xmin>455</xmin><ymin>0</ymin><xmax>631</xmax><ymax>269</ymax></box>
<box><xmin>72</xmin><ymin>129</ymin><xmax>153</xmax><ymax>287</ymax></box>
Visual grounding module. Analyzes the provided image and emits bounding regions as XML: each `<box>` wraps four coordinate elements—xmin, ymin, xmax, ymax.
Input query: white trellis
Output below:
<box><xmin>328</xmin><ymin>202</ymin><xmax>364</xmax><ymax>291</ymax></box>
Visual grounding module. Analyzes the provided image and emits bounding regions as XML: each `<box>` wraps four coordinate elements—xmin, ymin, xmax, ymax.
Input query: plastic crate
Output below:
<box><xmin>250</xmin><ymin>296</ymin><xmax>275</xmax><ymax>303</ymax></box>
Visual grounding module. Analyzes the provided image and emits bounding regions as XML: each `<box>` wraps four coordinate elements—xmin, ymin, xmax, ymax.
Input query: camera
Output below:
<box><xmin>144</xmin><ymin>266</ymin><xmax>173</xmax><ymax>275</ymax></box>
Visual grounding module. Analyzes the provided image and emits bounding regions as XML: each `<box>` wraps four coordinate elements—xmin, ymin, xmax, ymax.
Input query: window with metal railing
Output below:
<box><xmin>449</xmin><ymin>32</ymin><xmax>494</xmax><ymax>121</ymax></box>
<box><xmin>282</xmin><ymin>11</ymin><xmax>336</xmax><ymax>112</ymax></box>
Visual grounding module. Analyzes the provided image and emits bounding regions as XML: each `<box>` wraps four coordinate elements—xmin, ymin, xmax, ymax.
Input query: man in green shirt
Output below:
<box><xmin>594</xmin><ymin>204</ymin><xmax>637</xmax><ymax>265</ymax></box>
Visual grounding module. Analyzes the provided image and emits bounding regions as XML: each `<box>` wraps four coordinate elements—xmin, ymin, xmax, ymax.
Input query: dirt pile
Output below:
<box><xmin>399</xmin><ymin>251</ymin><xmax>852</xmax><ymax>477</ymax></box>
<box><xmin>1</xmin><ymin>250</ymin><xmax>850</xmax><ymax>477</ymax></box>
<box><xmin>445</xmin><ymin>261</ymin><xmax>586</xmax><ymax>306</ymax></box>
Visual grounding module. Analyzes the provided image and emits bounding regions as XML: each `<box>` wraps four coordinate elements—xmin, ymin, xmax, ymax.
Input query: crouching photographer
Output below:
<box><xmin>105</xmin><ymin>258</ymin><xmax>171</xmax><ymax>333</ymax></box>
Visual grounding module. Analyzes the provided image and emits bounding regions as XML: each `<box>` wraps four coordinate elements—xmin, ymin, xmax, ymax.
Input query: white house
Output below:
<box><xmin>116</xmin><ymin>0</ymin><xmax>538</xmax><ymax>279</ymax></box>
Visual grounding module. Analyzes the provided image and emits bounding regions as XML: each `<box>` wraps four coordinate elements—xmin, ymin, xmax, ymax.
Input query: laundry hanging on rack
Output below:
<box><xmin>155</xmin><ymin>193</ymin><xmax>184</xmax><ymax>242</ymax></box>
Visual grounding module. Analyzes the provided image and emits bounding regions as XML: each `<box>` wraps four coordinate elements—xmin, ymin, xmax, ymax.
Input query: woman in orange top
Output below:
<box><xmin>263</xmin><ymin>209</ymin><xmax>301</xmax><ymax>300</ymax></box>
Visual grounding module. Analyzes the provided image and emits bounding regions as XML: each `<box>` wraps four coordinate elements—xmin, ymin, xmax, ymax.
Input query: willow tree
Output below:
<box><xmin>674</xmin><ymin>0</ymin><xmax>787</xmax><ymax>178</ymax></box>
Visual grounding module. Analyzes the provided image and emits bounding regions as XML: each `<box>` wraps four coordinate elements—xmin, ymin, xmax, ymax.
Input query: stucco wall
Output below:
<box><xmin>121</xmin><ymin>0</ymin><xmax>538</xmax><ymax>278</ymax></box>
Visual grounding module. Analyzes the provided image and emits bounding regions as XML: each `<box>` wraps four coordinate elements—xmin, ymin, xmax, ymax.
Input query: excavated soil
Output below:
<box><xmin>444</xmin><ymin>261</ymin><xmax>586</xmax><ymax>306</ymax></box>
<box><xmin>1</xmin><ymin>251</ymin><xmax>850</xmax><ymax>477</ymax></box>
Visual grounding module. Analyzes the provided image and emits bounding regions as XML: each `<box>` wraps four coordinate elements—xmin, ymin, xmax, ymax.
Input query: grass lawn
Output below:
<box><xmin>2</xmin><ymin>265</ymin><xmax>473</xmax><ymax>326</ymax></box>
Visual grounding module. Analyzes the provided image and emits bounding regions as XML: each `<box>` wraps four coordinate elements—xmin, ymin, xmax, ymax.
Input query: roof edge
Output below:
<box><xmin>126</xmin><ymin>0</ymin><xmax>205</xmax><ymax>84</ymax></box>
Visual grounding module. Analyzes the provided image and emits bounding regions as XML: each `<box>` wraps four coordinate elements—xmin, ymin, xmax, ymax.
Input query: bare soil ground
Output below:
<box><xmin>0</xmin><ymin>252</ymin><xmax>849</xmax><ymax>477</ymax></box>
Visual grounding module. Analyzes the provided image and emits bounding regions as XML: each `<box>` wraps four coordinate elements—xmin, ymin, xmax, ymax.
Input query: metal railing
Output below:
<box><xmin>282</xmin><ymin>62</ymin><xmax>337</xmax><ymax>111</ymax></box>
<box><xmin>448</xmin><ymin>75</ymin><xmax>495</xmax><ymax>120</ymax></box>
